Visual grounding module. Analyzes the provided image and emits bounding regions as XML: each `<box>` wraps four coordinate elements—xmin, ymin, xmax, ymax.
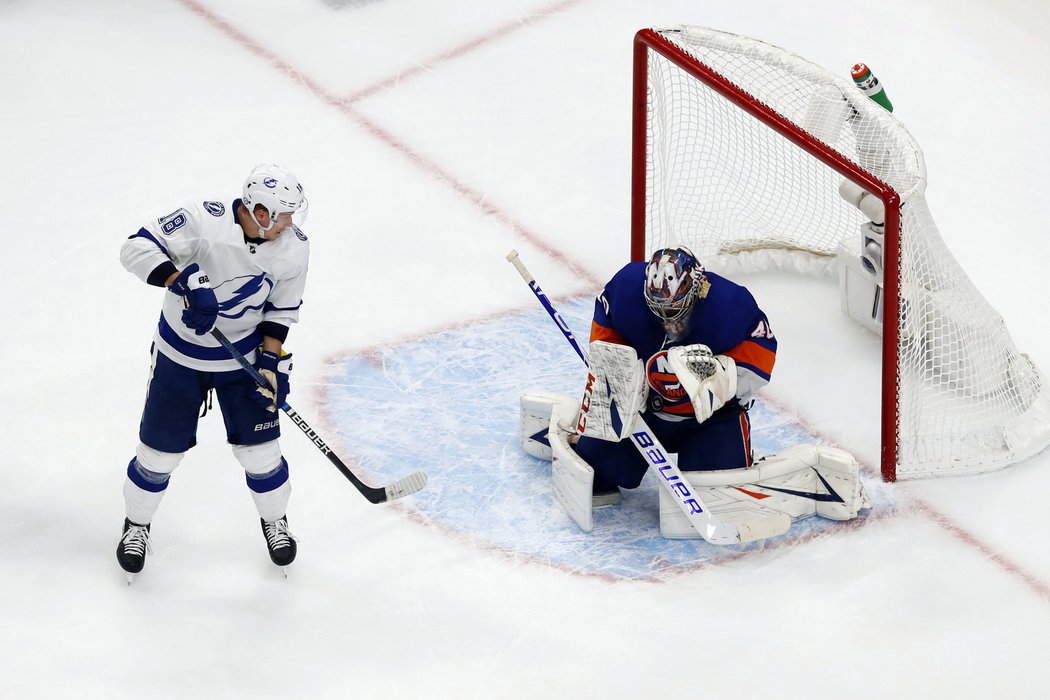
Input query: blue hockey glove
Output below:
<box><xmin>169</xmin><ymin>263</ymin><xmax>218</xmax><ymax>335</ymax></box>
<box><xmin>252</xmin><ymin>350</ymin><xmax>292</xmax><ymax>413</ymax></box>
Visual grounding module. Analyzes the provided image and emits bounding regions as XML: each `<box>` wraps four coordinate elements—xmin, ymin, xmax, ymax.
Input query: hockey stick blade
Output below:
<box><xmin>210</xmin><ymin>328</ymin><xmax>429</xmax><ymax>504</ymax></box>
<box><xmin>384</xmin><ymin>470</ymin><xmax>429</xmax><ymax>502</ymax></box>
<box><xmin>282</xmin><ymin>403</ymin><xmax>425</xmax><ymax>504</ymax></box>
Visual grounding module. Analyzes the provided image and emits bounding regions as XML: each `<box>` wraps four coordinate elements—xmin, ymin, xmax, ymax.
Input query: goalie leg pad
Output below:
<box><xmin>659</xmin><ymin>482</ymin><xmax>793</xmax><ymax>540</ymax></box>
<box><xmin>519</xmin><ymin>390</ymin><xmax>577</xmax><ymax>460</ymax></box>
<box><xmin>550</xmin><ymin>398</ymin><xmax>595</xmax><ymax>532</ymax></box>
<box><xmin>658</xmin><ymin>445</ymin><xmax>869</xmax><ymax>538</ymax></box>
<box><xmin>549</xmin><ymin>395</ymin><xmax>623</xmax><ymax>531</ymax></box>
<box><xmin>812</xmin><ymin>446</ymin><xmax>872</xmax><ymax>520</ymax></box>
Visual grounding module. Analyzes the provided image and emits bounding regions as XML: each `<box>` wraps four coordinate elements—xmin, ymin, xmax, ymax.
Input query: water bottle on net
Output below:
<box><xmin>851</xmin><ymin>63</ymin><xmax>893</xmax><ymax>112</ymax></box>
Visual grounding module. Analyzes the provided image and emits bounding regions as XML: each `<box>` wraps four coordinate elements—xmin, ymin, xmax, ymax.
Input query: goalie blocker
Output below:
<box><xmin>520</xmin><ymin>391</ymin><xmax>870</xmax><ymax>537</ymax></box>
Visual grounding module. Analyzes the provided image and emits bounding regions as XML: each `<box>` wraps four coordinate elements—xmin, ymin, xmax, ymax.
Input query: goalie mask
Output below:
<box><xmin>243</xmin><ymin>164</ymin><xmax>309</xmax><ymax>230</ymax></box>
<box><xmin>644</xmin><ymin>247</ymin><xmax>708</xmax><ymax>332</ymax></box>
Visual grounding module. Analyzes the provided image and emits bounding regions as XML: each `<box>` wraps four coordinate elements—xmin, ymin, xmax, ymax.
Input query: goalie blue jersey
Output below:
<box><xmin>590</xmin><ymin>262</ymin><xmax>777</xmax><ymax>420</ymax></box>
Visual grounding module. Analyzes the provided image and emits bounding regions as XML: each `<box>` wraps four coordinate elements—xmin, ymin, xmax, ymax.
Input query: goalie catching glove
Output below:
<box><xmin>252</xmin><ymin>349</ymin><xmax>293</xmax><ymax>413</ymax></box>
<box><xmin>667</xmin><ymin>344</ymin><xmax>737</xmax><ymax>424</ymax></box>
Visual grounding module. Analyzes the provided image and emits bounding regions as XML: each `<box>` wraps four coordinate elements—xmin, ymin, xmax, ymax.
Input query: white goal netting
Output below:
<box><xmin>636</xmin><ymin>26</ymin><xmax>1050</xmax><ymax>479</ymax></box>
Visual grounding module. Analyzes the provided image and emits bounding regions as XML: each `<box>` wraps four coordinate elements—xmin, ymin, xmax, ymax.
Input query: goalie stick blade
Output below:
<box><xmin>695</xmin><ymin>515</ymin><xmax>789</xmax><ymax>545</ymax></box>
<box><xmin>703</xmin><ymin>521</ymin><xmax>742</xmax><ymax>546</ymax></box>
<box><xmin>380</xmin><ymin>470</ymin><xmax>428</xmax><ymax>503</ymax></box>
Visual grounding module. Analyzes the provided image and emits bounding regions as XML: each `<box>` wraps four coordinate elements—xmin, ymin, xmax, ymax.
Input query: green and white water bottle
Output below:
<box><xmin>851</xmin><ymin>63</ymin><xmax>893</xmax><ymax>112</ymax></box>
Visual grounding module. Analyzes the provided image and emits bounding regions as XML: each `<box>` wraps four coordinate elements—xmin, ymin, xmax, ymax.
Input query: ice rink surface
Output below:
<box><xmin>3</xmin><ymin>0</ymin><xmax>1050</xmax><ymax>697</ymax></box>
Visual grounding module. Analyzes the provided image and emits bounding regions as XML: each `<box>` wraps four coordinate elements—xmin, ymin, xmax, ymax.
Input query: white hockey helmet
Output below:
<box><xmin>242</xmin><ymin>164</ymin><xmax>308</xmax><ymax>230</ymax></box>
<box><xmin>643</xmin><ymin>246</ymin><xmax>708</xmax><ymax>323</ymax></box>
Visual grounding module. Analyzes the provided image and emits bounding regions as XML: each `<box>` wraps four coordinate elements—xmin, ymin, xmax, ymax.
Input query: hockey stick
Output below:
<box><xmin>507</xmin><ymin>250</ymin><xmax>771</xmax><ymax>545</ymax></box>
<box><xmin>211</xmin><ymin>328</ymin><xmax>427</xmax><ymax>504</ymax></box>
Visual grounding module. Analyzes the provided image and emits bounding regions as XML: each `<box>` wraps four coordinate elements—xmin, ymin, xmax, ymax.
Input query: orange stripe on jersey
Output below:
<box><xmin>590</xmin><ymin>321</ymin><xmax>629</xmax><ymax>345</ymax></box>
<box><xmin>724</xmin><ymin>340</ymin><xmax>776</xmax><ymax>377</ymax></box>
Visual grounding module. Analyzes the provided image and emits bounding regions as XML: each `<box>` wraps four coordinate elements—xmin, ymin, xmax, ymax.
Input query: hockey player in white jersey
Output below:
<box><xmin>116</xmin><ymin>164</ymin><xmax>310</xmax><ymax>578</ymax></box>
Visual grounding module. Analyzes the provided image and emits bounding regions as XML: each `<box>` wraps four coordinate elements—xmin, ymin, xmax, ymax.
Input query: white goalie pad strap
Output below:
<box><xmin>579</xmin><ymin>341</ymin><xmax>648</xmax><ymax>442</ymax></box>
<box><xmin>550</xmin><ymin>397</ymin><xmax>595</xmax><ymax>532</ymax></box>
<box><xmin>659</xmin><ymin>445</ymin><xmax>870</xmax><ymax>538</ymax></box>
<box><xmin>666</xmin><ymin>344</ymin><xmax>737</xmax><ymax>423</ymax></box>
<box><xmin>519</xmin><ymin>390</ymin><xmax>578</xmax><ymax>460</ymax></box>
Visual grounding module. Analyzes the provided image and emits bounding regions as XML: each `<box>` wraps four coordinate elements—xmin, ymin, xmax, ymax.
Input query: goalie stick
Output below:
<box><xmin>506</xmin><ymin>250</ymin><xmax>782</xmax><ymax>545</ymax></box>
<box><xmin>211</xmin><ymin>328</ymin><xmax>427</xmax><ymax>504</ymax></box>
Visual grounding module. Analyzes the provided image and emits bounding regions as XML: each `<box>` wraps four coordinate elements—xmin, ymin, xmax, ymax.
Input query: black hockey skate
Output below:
<box><xmin>117</xmin><ymin>518</ymin><xmax>152</xmax><ymax>576</ymax></box>
<box><xmin>260</xmin><ymin>516</ymin><xmax>297</xmax><ymax>567</ymax></box>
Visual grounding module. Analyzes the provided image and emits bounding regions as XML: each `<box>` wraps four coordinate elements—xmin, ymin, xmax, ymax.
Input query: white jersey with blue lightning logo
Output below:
<box><xmin>120</xmin><ymin>198</ymin><xmax>310</xmax><ymax>372</ymax></box>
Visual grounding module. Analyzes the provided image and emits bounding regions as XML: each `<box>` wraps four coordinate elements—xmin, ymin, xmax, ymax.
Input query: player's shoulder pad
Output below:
<box><xmin>705</xmin><ymin>271</ymin><xmax>757</xmax><ymax>306</ymax></box>
<box><xmin>701</xmin><ymin>273</ymin><xmax>766</xmax><ymax>345</ymax></box>
<box><xmin>615</xmin><ymin>260</ymin><xmax>646</xmax><ymax>280</ymax></box>
<box><xmin>607</xmin><ymin>261</ymin><xmax>646</xmax><ymax>293</ymax></box>
<box><xmin>275</xmin><ymin>224</ymin><xmax>310</xmax><ymax>270</ymax></box>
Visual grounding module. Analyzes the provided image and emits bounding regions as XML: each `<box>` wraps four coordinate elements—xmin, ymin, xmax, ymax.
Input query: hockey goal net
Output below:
<box><xmin>632</xmin><ymin>26</ymin><xmax>1050</xmax><ymax>481</ymax></box>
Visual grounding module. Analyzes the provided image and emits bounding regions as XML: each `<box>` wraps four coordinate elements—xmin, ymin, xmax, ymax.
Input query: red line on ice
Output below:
<box><xmin>174</xmin><ymin>0</ymin><xmax>599</xmax><ymax>288</ymax></box>
<box><xmin>343</xmin><ymin>0</ymin><xmax>589</xmax><ymax>105</ymax></box>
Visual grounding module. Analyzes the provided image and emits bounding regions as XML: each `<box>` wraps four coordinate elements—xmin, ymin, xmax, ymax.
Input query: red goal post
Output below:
<box><xmin>630</xmin><ymin>26</ymin><xmax>1050</xmax><ymax>481</ymax></box>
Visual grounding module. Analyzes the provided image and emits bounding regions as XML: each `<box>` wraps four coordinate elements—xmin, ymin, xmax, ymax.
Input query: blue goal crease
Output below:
<box><xmin>322</xmin><ymin>299</ymin><xmax>894</xmax><ymax>580</ymax></box>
